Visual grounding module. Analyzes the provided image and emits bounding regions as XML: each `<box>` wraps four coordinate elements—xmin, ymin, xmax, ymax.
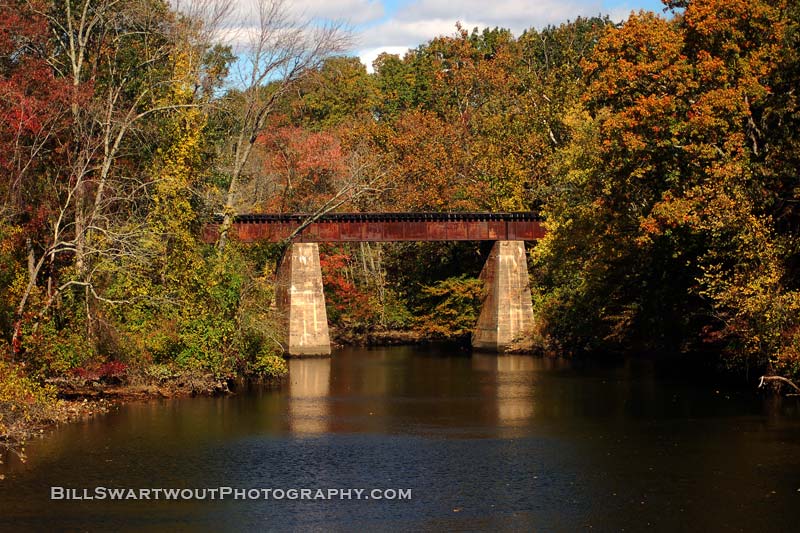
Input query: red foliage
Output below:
<box><xmin>256</xmin><ymin>123</ymin><xmax>348</xmax><ymax>212</ymax></box>
<box><xmin>0</xmin><ymin>0</ymin><xmax>72</xmax><ymax>211</ymax></box>
<box><xmin>73</xmin><ymin>361</ymin><xmax>128</xmax><ymax>382</ymax></box>
<box><xmin>319</xmin><ymin>249</ymin><xmax>378</xmax><ymax>328</ymax></box>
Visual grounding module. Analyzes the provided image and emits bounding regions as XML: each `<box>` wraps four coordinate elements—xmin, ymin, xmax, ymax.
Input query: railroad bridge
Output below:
<box><xmin>203</xmin><ymin>212</ymin><xmax>545</xmax><ymax>356</ymax></box>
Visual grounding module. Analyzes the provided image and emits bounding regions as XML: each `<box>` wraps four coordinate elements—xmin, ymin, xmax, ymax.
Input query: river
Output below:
<box><xmin>1</xmin><ymin>346</ymin><xmax>799</xmax><ymax>531</ymax></box>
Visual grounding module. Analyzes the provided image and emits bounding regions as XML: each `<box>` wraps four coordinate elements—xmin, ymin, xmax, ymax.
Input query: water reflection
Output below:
<box><xmin>473</xmin><ymin>354</ymin><xmax>537</xmax><ymax>428</ymax></box>
<box><xmin>2</xmin><ymin>347</ymin><xmax>800</xmax><ymax>532</ymax></box>
<box><xmin>287</xmin><ymin>358</ymin><xmax>331</xmax><ymax>435</ymax></box>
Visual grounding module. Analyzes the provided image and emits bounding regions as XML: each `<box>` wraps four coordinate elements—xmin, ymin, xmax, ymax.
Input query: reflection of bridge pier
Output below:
<box><xmin>473</xmin><ymin>354</ymin><xmax>537</xmax><ymax>428</ymax></box>
<box><xmin>287</xmin><ymin>358</ymin><xmax>331</xmax><ymax>435</ymax></box>
<box><xmin>211</xmin><ymin>213</ymin><xmax>544</xmax><ymax>356</ymax></box>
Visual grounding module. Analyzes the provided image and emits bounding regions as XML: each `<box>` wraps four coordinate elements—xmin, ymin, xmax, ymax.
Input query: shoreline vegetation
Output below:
<box><xmin>2</xmin><ymin>1</ymin><xmax>800</xmax><ymax>466</ymax></box>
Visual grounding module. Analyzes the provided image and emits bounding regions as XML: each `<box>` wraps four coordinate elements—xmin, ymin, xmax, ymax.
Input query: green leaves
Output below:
<box><xmin>414</xmin><ymin>275</ymin><xmax>483</xmax><ymax>339</ymax></box>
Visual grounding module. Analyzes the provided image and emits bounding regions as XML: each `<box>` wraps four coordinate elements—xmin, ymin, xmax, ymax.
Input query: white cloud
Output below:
<box><xmin>358</xmin><ymin>45</ymin><xmax>412</xmax><ymax>73</ymax></box>
<box><xmin>216</xmin><ymin>0</ymin><xmax>376</xmax><ymax>52</ymax></box>
<box><xmin>289</xmin><ymin>0</ymin><xmax>385</xmax><ymax>24</ymax></box>
<box><xmin>355</xmin><ymin>0</ymin><xmax>605</xmax><ymax>53</ymax></box>
<box><xmin>605</xmin><ymin>4</ymin><xmax>637</xmax><ymax>23</ymax></box>
<box><xmin>398</xmin><ymin>0</ymin><xmax>603</xmax><ymax>28</ymax></box>
<box><xmin>211</xmin><ymin>1</ymin><xmax>655</xmax><ymax>78</ymax></box>
<box><xmin>357</xmin><ymin>17</ymin><xmax>486</xmax><ymax>49</ymax></box>
<box><xmin>225</xmin><ymin>0</ymin><xmax>384</xmax><ymax>26</ymax></box>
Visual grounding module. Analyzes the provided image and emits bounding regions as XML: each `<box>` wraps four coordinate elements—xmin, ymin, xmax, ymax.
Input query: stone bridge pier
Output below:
<box><xmin>276</xmin><ymin>240</ymin><xmax>535</xmax><ymax>356</ymax></box>
<box><xmin>275</xmin><ymin>243</ymin><xmax>331</xmax><ymax>356</ymax></box>
<box><xmin>471</xmin><ymin>241</ymin><xmax>535</xmax><ymax>352</ymax></box>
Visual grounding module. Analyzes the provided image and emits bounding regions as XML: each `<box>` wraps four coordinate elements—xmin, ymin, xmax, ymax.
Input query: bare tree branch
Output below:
<box><xmin>759</xmin><ymin>375</ymin><xmax>800</xmax><ymax>396</ymax></box>
<box><xmin>216</xmin><ymin>0</ymin><xmax>350</xmax><ymax>248</ymax></box>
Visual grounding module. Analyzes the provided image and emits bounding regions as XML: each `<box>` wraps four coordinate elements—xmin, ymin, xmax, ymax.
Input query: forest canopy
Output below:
<box><xmin>1</xmin><ymin>0</ymin><xmax>798</xmax><ymax>407</ymax></box>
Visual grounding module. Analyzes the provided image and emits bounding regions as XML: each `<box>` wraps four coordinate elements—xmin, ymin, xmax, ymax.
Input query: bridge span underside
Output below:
<box><xmin>205</xmin><ymin>213</ymin><xmax>542</xmax><ymax>356</ymax></box>
<box><xmin>202</xmin><ymin>212</ymin><xmax>544</xmax><ymax>243</ymax></box>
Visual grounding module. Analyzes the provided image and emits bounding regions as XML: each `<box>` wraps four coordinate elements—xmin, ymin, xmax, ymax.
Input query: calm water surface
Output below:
<box><xmin>1</xmin><ymin>346</ymin><xmax>800</xmax><ymax>531</ymax></box>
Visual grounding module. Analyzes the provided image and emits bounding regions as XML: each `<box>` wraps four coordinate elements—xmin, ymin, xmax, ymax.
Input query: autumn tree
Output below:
<box><xmin>292</xmin><ymin>56</ymin><xmax>378</xmax><ymax>130</ymax></box>
<box><xmin>536</xmin><ymin>1</ymin><xmax>800</xmax><ymax>374</ymax></box>
<box><xmin>2</xmin><ymin>0</ymin><xmax>236</xmax><ymax>373</ymax></box>
<box><xmin>213</xmin><ymin>0</ymin><xmax>349</xmax><ymax>247</ymax></box>
<box><xmin>0</xmin><ymin>0</ymin><xmax>71</xmax><ymax>356</ymax></box>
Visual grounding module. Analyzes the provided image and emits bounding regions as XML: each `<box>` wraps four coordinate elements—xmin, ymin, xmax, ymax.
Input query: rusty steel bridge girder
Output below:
<box><xmin>202</xmin><ymin>212</ymin><xmax>545</xmax><ymax>243</ymax></box>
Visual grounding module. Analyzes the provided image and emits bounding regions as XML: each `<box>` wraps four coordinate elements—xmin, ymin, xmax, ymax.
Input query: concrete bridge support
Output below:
<box><xmin>276</xmin><ymin>243</ymin><xmax>331</xmax><ymax>356</ymax></box>
<box><xmin>472</xmin><ymin>241</ymin><xmax>535</xmax><ymax>352</ymax></box>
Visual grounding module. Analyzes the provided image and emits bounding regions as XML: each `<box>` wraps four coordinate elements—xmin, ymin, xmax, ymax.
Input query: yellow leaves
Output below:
<box><xmin>533</xmin><ymin>0</ymin><xmax>800</xmax><ymax>361</ymax></box>
<box><xmin>0</xmin><ymin>223</ymin><xmax>22</xmax><ymax>256</ymax></box>
<box><xmin>135</xmin><ymin>41</ymin><xmax>210</xmax><ymax>302</ymax></box>
<box><xmin>0</xmin><ymin>359</ymin><xmax>59</xmax><ymax>444</ymax></box>
<box><xmin>621</xmin><ymin>131</ymin><xmax>646</xmax><ymax>152</ymax></box>
<box><xmin>167</xmin><ymin>39</ymin><xmax>202</xmax><ymax>104</ymax></box>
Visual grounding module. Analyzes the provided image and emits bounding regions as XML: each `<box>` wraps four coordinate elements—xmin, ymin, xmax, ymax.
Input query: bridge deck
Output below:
<box><xmin>202</xmin><ymin>212</ymin><xmax>545</xmax><ymax>243</ymax></box>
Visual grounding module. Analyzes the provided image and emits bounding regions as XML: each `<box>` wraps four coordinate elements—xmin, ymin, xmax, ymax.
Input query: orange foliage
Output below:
<box><xmin>257</xmin><ymin>125</ymin><xmax>348</xmax><ymax>212</ymax></box>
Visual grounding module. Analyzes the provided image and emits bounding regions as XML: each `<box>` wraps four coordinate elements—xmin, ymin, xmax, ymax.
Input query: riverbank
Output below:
<box><xmin>331</xmin><ymin>327</ymin><xmax>542</xmax><ymax>356</ymax></box>
<box><xmin>331</xmin><ymin>327</ymin><xmax>431</xmax><ymax>347</ymax></box>
<box><xmin>0</xmin><ymin>368</ymin><xmax>238</xmax><ymax>464</ymax></box>
<box><xmin>2</xmin><ymin>333</ymin><xmax>430</xmax><ymax>460</ymax></box>
<box><xmin>1</xmin><ymin>392</ymin><xmax>113</xmax><ymax>468</ymax></box>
